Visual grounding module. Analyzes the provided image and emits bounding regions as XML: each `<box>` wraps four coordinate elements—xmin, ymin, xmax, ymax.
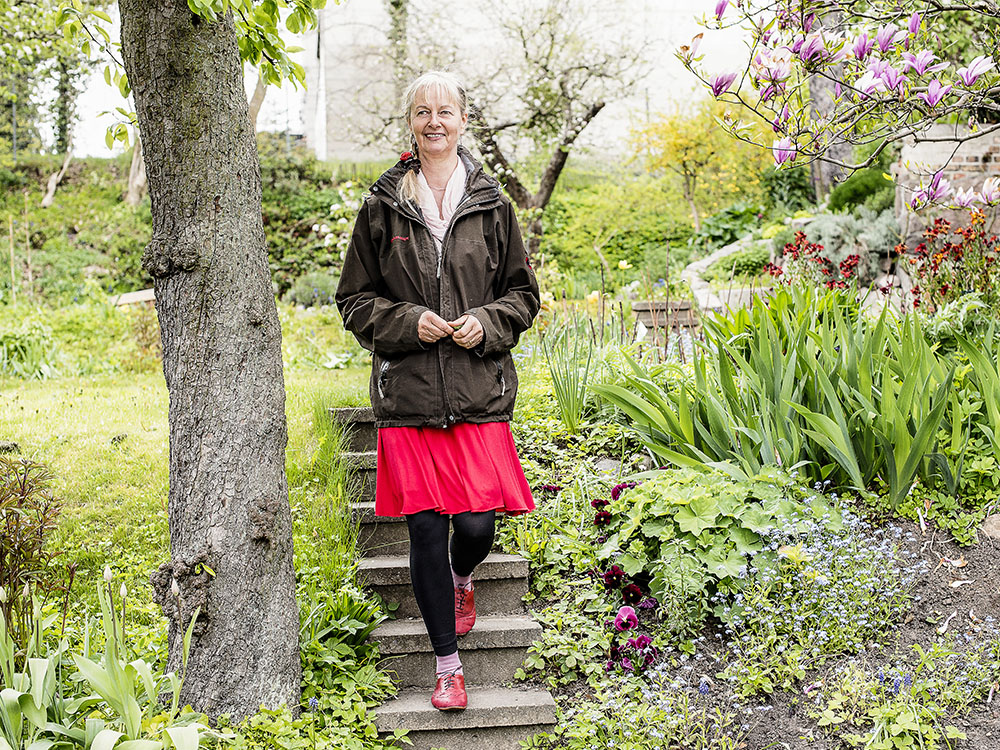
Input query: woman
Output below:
<box><xmin>336</xmin><ymin>71</ymin><xmax>540</xmax><ymax>711</ymax></box>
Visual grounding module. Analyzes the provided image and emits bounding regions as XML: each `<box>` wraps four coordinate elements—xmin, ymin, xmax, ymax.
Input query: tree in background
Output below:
<box><xmin>0</xmin><ymin>0</ymin><xmax>100</xmax><ymax>160</ymax></box>
<box><xmin>357</xmin><ymin>0</ymin><xmax>648</xmax><ymax>256</ymax></box>
<box><xmin>635</xmin><ymin>98</ymin><xmax>771</xmax><ymax>232</ymax></box>
<box><xmin>682</xmin><ymin>1</ymin><xmax>999</xmax><ymax>209</ymax></box>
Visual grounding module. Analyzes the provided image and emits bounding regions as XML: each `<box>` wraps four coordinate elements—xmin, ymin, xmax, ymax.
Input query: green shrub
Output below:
<box><xmin>760</xmin><ymin>164</ymin><xmax>815</xmax><ymax>212</ymax></box>
<box><xmin>285</xmin><ymin>271</ymin><xmax>340</xmax><ymax>308</ymax></box>
<box><xmin>703</xmin><ymin>241</ymin><xmax>771</xmax><ymax>283</ymax></box>
<box><xmin>687</xmin><ymin>202</ymin><xmax>764</xmax><ymax>255</ymax></box>
<box><xmin>803</xmin><ymin>207</ymin><xmax>900</xmax><ymax>282</ymax></box>
<box><xmin>828</xmin><ymin>168</ymin><xmax>894</xmax><ymax>213</ymax></box>
<box><xmin>0</xmin><ymin>319</ymin><xmax>59</xmax><ymax>378</ymax></box>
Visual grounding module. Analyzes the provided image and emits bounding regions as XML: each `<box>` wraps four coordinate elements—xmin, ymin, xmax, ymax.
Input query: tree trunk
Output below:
<box><xmin>118</xmin><ymin>0</ymin><xmax>300</xmax><ymax>720</ymax></box>
<box><xmin>248</xmin><ymin>75</ymin><xmax>267</xmax><ymax>130</ymax></box>
<box><xmin>124</xmin><ymin>135</ymin><xmax>147</xmax><ymax>206</ymax></box>
<box><xmin>808</xmin><ymin>9</ymin><xmax>850</xmax><ymax>200</ymax></box>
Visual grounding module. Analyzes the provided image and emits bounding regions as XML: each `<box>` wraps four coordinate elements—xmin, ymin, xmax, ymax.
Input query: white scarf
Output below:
<box><xmin>416</xmin><ymin>159</ymin><xmax>467</xmax><ymax>252</ymax></box>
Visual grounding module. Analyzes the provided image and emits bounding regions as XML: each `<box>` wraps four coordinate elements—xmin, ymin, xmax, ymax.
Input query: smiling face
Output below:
<box><xmin>408</xmin><ymin>86</ymin><xmax>467</xmax><ymax>161</ymax></box>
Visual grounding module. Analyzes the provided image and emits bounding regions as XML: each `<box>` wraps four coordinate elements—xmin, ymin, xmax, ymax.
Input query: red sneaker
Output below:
<box><xmin>455</xmin><ymin>585</ymin><xmax>476</xmax><ymax>636</ymax></box>
<box><xmin>431</xmin><ymin>670</ymin><xmax>467</xmax><ymax>711</ymax></box>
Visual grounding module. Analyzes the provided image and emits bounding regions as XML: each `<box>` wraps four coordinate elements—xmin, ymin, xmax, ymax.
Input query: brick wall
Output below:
<box><xmin>892</xmin><ymin>124</ymin><xmax>1000</xmax><ymax>242</ymax></box>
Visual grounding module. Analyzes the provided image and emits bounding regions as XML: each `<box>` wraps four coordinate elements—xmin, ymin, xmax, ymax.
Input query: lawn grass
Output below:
<box><xmin>0</xmin><ymin>365</ymin><xmax>370</xmax><ymax>614</ymax></box>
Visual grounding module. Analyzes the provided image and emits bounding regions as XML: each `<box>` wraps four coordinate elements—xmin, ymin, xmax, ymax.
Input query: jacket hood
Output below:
<box><xmin>371</xmin><ymin>145</ymin><xmax>500</xmax><ymax>205</ymax></box>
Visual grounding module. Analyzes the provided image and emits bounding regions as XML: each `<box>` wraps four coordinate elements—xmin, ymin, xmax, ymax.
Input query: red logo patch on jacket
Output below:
<box><xmin>391</xmin><ymin>235</ymin><xmax>410</xmax><ymax>242</ymax></box>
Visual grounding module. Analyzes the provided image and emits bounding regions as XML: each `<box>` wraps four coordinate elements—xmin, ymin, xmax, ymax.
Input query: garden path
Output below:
<box><xmin>333</xmin><ymin>408</ymin><xmax>557</xmax><ymax>750</ymax></box>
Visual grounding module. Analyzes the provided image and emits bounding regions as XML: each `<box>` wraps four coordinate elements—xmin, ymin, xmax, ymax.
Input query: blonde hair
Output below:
<box><xmin>399</xmin><ymin>71</ymin><xmax>468</xmax><ymax>204</ymax></box>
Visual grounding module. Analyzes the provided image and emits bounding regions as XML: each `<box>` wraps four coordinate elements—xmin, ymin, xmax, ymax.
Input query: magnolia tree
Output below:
<box><xmin>681</xmin><ymin>0</ymin><xmax>1000</xmax><ymax>212</ymax></box>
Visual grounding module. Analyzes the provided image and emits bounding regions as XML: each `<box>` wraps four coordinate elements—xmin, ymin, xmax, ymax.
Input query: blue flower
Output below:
<box><xmin>308</xmin><ymin>696</ymin><xmax>320</xmax><ymax>711</ymax></box>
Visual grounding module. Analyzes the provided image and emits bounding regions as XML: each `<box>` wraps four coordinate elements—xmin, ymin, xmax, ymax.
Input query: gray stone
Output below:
<box><xmin>374</xmin><ymin>685</ymin><xmax>556</xmax><ymax>733</ymax></box>
<box><xmin>593</xmin><ymin>458</ymin><xmax>622</xmax><ymax>475</ymax></box>
<box><xmin>331</xmin><ymin>407</ymin><xmax>377</xmax><ymax>452</ymax></box>
<box><xmin>374</xmin><ymin>616</ymin><xmax>541</xmax><ymax>687</ymax></box>
<box><xmin>361</xmin><ymin>554</ymin><xmax>529</xmax><ymax>618</ymax></box>
<box><xmin>981</xmin><ymin>514</ymin><xmax>1000</xmax><ymax>541</ymax></box>
<box><xmin>353</xmin><ymin>501</ymin><xmax>409</xmax><ymax>557</ymax></box>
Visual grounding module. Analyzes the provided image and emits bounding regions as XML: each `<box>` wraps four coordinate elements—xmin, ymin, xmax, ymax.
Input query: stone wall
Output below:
<box><xmin>893</xmin><ymin>123</ymin><xmax>1000</xmax><ymax>242</ymax></box>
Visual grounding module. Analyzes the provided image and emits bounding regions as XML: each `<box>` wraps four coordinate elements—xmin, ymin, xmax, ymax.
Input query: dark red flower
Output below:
<box><xmin>591</xmin><ymin>497</ymin><xmax>609</xmax><ymax>509</ymax></box>
<box><xmin>594</xmin><ymin>510</ymin><xmax>613</xmax><ymax>527</ymax></box>
<box><xmin>603</xmin><ymin>566</ymin><xmax>625</xmax><ymax>589</ymax></box>
<box><xmin>622</xmin><ymin>583</ymin><xmax>642</xmax><ymax>604</ymax></box>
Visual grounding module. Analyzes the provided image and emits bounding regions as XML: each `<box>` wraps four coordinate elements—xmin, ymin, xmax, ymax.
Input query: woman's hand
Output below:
<box><xmin>449</xmin><ymin>314</ymin><xmax>484</xmax><ymax>350</ymax></box>
<box><xmin>418</xmin><ymin>310</ymin><xmax>456</xmax><ymax>343</ymax></box>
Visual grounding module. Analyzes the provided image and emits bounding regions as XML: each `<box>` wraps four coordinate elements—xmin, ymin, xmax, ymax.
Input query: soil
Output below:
<box><xmin>739</xmin><ymin>520</ymin><xmax>1000</xmax><ymax>750</ymax></box>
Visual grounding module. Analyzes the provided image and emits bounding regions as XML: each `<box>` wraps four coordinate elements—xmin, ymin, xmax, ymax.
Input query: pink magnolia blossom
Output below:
<box><xmin>902</xmin><ymin>50</ymin><xmax>947</xmax><ymax>76</ymax></box>
<box><xmin>868</xmin><ymin>60</ymin><xmax>904</xmax><ymax>92</ymax></box>
<box><xmin>910</xmin><ymin>171</ymin><xmax>953</xmax><ymax>209</ymax></box>
<box><xmin>917</xmin><ymin>79</ymin><xmax>952</xmax><ymax>107</ymax></box>
<box><xmin>979</xmin><ymin>177</ymin><xmax>1000</xmax><ymax>206</ymax></box>
<box><xmin>875</xmin><ymin>24</ymin><xmax>906</xmax><ymax>53</ymax></box>
<box><xmin>852</xmin><ymin>33</ymin><xmax>875</xmax><ymax>61</ymax></box>
<box><xmin>710</xmin><ymin>71</ymin><xmax>738</xmax><ymax>96</ymax></box>
<box><xmin>907</xmin><ymin>12</ymin><xmax>921</xmax><ymax>36</ymax></box>
<box><xmin>772</xmin><ymin>137</ymin><xmax>797</xmax><ymax>165</ymax></box>
<box><xmin>715</xmin><ymin>0</ymin><xmax>727</xmax><ymax>21</ymax></box>
<box><xmin>772</xmin><ymin>103</ymin><xmax>790</xmax><ymax>133</ymax></box>
<box><xmin>957</xmin><ymin>55</ymin><xmax>995</xmax><ymax>87</ymax></box>
<box><xmin>951</xmin><ymin>187</ymin><xmax>978</xmax><ymax>208</ymax></box>
<box><xmin>854</xmin><ymin>70</ymin><xmax>888</xmax><ymax>96</ymax></box>
<box><xmin>798</xmin><ymin>32</ymin><xmax>828</xmax><ymax>63</ymax></box>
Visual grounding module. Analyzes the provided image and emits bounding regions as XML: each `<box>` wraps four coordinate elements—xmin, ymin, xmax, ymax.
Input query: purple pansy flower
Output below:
<box><xmin>614</xmin><ymin>605</ymin><xmax>638</xmax><ymax>632</ymax></box>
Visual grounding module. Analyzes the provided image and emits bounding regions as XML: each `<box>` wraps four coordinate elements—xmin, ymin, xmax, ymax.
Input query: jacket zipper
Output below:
<box><xmin>376</xmin><ymin>359</ymin><xmax>391</xmax><ymax>399</ymax></box>
<box><xmin>374</xmin><ymin>182</ymin><xmax>501</xmax><ymax>426</ymax></box>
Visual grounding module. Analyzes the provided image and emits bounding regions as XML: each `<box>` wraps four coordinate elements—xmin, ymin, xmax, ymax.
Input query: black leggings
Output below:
<box><xmin>406</xmin><ymin>509</ymin><xmax>495</xmax><ymax>656</ymax></box>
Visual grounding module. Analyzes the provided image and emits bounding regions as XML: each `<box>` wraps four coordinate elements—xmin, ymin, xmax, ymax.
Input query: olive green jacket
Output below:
<box><xmin>336</xmin><ymin>148</ymin><xmax>540</xmax><ymax>428</ymax></box>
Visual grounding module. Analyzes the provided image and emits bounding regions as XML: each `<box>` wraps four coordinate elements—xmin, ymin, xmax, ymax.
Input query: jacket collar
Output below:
<box><xmin>371</xmin><ymin>145</ymin><xmax>500</xmax><ymax>207</ymax></box>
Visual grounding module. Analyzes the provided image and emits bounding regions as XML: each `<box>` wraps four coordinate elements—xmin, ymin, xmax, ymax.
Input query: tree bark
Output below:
<box><xmin>118</xmin><ymin>0</ymin><xmax>300</xmax><ymax>720</ymax></box>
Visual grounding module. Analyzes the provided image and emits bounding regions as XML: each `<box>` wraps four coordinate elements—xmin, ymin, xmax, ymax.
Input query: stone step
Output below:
<box><xmin>375</xmin><ymin>616</ymin><xmax>541</xmax><ymax>688</ymax></box>
<box><xmin>374</xmin><ymin>686</ymin><xmax>556</xmax><ymax>750</ymax></box>
<box><xmin>353</xmin><ymin>501</ymin><xmax>409</xmax><ymax>557</ymax></box>
<box><xmin>331</xmin><ymin>407</ymin><xmax>377</xmax><ymax>452</ymax></box>
<box><xmin>342</xmin><ymin>451</ymin><xmax>376</xmax><ymax>502</ymax></box>
<box><xmin>360</xmin><ymin>553</ymin><xmax>528</xmax><ymax>619</ymax></box>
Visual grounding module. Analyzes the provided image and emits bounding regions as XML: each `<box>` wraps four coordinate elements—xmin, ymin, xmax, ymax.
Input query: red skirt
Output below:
<box><xmin>375</xmin><ymin>421</ymin><xmax>535</xmax><ymax>517</ymax></box>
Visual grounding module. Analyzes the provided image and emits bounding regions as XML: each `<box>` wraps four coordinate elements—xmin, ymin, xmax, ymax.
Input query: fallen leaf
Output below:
<box><xmin>937</xmin><ymin>610</ymin><xmax>957</xmax><ymax>635</ymax></box>
<box><xmin>969</xmin><ymin>609</ymin><xmax>980</xmax><ymax>623</ymax></box>
<box><xmin>948</xmin><ymin>556</ymin><xmax>968</xmax><ymax>568</ymax></box>
<box><xmin>949</xmin><ymin>580</ymin><xmax>973</xmax><ymax>588</ymax></box>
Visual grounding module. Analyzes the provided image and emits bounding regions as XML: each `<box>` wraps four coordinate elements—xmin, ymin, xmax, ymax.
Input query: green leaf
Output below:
<box><xmin>117</xmin><ymin>741</ymin><xmax>162</xmax><ymax>750</ymax></box>
<box><xmin>674</xmin><ymin>495</ymin><xmax>719</xmax><ymax>535</ymax></box>
<box><xmin>164</xmin><ymin>725</ymin><xmax>199</xmax><ymax>750</ymax></box>
<box><xmin>91</xmin><ymin>729</ymin><xmax>124</xmax><ymax>750</ymax></box>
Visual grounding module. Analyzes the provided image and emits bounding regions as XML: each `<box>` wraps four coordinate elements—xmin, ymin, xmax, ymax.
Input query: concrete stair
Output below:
<box><xmin>332</xmin><ymin>407</ymin><xmax>557</xmax><ymax>750</ymax></box>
